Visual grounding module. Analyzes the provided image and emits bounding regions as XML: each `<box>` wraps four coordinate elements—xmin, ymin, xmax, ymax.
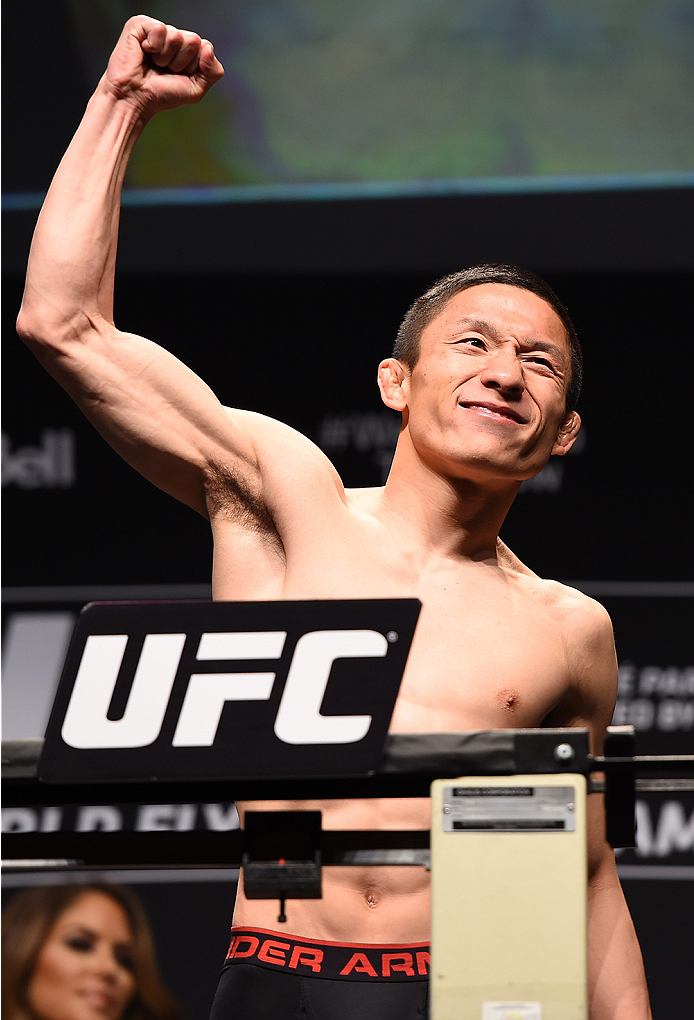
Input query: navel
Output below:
<box><xmin>497</xmin><ymin>687</ymin><xmax>522</xmax><ymax>713</ymax></box>
<box><xmin>365</xmin><ymin>890</ymin><xmax>380</xmax><ymax>909</ymax></box>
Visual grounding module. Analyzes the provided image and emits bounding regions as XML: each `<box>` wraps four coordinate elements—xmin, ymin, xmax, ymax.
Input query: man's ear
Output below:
<box><xmin>377</xmin><ymin>358</ymin><xmax>409</xmax><ymax>412</ymax></box>
<box><xmin>552</xmin><ymin>411</ymin><xmax>581</xmax><ymax>456</ymax></box>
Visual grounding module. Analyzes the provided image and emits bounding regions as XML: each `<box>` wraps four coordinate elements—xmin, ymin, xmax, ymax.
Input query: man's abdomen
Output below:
<box><xmin>233</xmin><ymin>797</ymin><xmax>431</xmax><ymax>942</ymax></box>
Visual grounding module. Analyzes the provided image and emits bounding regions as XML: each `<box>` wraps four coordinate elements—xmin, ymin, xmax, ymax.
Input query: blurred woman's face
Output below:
<box><xmin>26</xmin><ymin>892</ymin><xmax>136</xmax><ymax>1020</ymax></box>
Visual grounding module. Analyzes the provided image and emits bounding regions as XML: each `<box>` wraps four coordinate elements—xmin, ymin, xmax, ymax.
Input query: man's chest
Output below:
<box><xmin>392</xmin><ymin>577</ymin><xmax>569</xmax><ymax>733</ymax></box>
<box><xmin>279</xmin><ymin>540</ymin><xmax>571</xmax><ymax>734</ymax></box>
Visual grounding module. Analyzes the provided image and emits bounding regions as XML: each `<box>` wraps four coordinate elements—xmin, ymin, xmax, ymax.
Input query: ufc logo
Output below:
<box><xmin>61</xmin><ymin>630</ymin><xmax>388</xmax><ymax>750</ymax></box>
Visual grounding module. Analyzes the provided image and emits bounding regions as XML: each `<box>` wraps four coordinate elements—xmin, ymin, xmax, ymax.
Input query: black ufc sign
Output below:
<box><xmin>39</xmin><ymin>600</ymin><xmax>420</xmax><ymax>782</ymax></box>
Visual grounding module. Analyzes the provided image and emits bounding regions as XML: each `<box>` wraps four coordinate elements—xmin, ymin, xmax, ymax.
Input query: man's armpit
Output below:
<box><xmin>205</xmin><ymin>461</ymin><xmax>283</xmax><ymax>549</ymax></box>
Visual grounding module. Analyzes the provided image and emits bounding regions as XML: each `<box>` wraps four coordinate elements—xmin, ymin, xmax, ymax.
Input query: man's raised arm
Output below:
<box><xmin>19</xmin><ymin>16</ymin><xmax>223</xmax><ymax>332</ymax></box>
<box><xmin>15</xmin><ymin>17</ymin><xmax>240</xmax><ymax>514</ymax></box>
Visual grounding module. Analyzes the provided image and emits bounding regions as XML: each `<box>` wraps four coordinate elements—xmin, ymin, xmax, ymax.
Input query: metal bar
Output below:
<box><xmin>1</xmin><ymin>774</ymin><xmax>438</xmax><ymax>805</ymax></box>
<box><xmin>635</xmin><ymin>778</ymin><xmax>694</xmax><ymax>793</ymax></box>
<box><xmin>592</xmin><ymin>778</ymin><xmax>694</xmax><ymax>793</ymax></box>
<box><xmin>594</xmin><ymin>755</ymin><xmax>694</xmax><ymax>773</ymax></box>
<box><xmin>4</xmin><ymin>761</ymin><xmax>692</xmax><ymax>812</ymax></box>
<box><xmin>2</xmin><ymin>829</ymin><xmax>431</xmax><ymax>871</ymax></box>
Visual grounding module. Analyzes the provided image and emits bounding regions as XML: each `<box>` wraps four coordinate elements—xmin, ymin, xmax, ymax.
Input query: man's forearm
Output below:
<box><xmin>587</xmin><ymin>851</ymin><xmax>652</xmax><ymax>1019</ymax></box>
<box><xmin>18</xmin><ymin>17</ymin><xmax>223</xmax><ymax>352</ymax></box>
<box><xmin>19</xmin><ymin>84</ymin><xmax>143</xmax><ymax>345</ymax></box>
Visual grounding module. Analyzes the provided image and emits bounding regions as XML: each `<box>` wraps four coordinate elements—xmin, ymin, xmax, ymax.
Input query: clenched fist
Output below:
<box><xmin>103</xmin><ymin>15</ymin><xmax>224</xmax><ymax>117</ymax></box>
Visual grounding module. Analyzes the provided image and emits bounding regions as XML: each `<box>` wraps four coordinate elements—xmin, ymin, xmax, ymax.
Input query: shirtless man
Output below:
<box><xmin>18</xmin><ymin>16</ymin><xmax>651</xmax><ymax>1020</ymax></box>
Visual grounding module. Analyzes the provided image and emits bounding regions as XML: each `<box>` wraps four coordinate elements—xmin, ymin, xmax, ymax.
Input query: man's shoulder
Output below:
<box><xmin>223</xmin><ymin>407</ymin><xmax>327</xmax><ymax>455</ymax></box>
<box><xmin>498</xmin><ymin>542</ymin><xmax>612</xmax><ymax>638</ymax></box>
<box><xmin>509</xmin><ymin>571</ymin><xmax>617</xmax><ymax>701</ymax></box>
<box><xmin>344</xmin><ymin>486</ymin><xmax>385</xmax><ymax>514</ymax></box>
<box><xmin>528</xmin><ymin>576</ymin><xmax>612</xmax><ymax>633</ymax></box>
<box><xmin>222</xmin><ymin>406</ymin><xmax>346</xmax><ymax>490</ymax></box>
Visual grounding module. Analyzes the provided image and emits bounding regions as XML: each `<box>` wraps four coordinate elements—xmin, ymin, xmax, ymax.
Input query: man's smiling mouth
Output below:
<box><xmin>459</xmin><ymin>401</ymin><xmax>525</xmax><ymax>424</ymax></box>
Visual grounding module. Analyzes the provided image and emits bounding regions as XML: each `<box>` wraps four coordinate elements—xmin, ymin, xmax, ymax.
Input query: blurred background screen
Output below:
<box><xmin>58</xmin><ymin>0</ymin><xmax>694</xmax><ymax>195</ymax></box>
<box><xmin>7</xmin><ymin>0</ymin><xmax>694</xmax><ymax>201</ymax></box>
<box><xmin>4</xmin><ymin>0</ymin><xmax>692</xmax><ymax>276</ymax></box>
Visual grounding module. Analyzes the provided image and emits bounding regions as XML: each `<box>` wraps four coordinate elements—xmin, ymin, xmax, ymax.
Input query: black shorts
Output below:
<box><xmin>209</xmin><ymin>927</ymin><xmax>430</xmax><ymax>1020</ymax></box>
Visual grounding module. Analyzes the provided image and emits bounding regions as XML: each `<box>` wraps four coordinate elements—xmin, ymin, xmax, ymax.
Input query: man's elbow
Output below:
<box><xmin>16</xmin><ymin>304</ymin><xmax>43</xmax><ymax>350</ymax></box>
<box><xmin>16</xmin><ymin>302</ymin><xmax>95</xmax><ymax>362</ymax></box>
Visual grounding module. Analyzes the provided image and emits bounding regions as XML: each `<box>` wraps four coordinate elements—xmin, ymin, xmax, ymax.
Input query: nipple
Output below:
<box><xmin>498</xmin><ymin>688</ymin><xmax>521</xmax><ymax>713</ymax></box>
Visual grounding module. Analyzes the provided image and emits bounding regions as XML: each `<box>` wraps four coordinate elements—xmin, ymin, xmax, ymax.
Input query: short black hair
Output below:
<box><xmin>393</xmin><ymin>264</ymin><xmax>582</xmax><ymax>413</ymax></box>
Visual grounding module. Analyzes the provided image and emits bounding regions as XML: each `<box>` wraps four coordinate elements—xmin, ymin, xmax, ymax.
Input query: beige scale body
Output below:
<box><xmin>430</xmin><ymin>773</ymin><xmax>588</xmax><ymax>1020</ymax></box>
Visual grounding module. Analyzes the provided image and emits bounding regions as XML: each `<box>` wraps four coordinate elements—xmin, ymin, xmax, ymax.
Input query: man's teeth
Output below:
<box><xmin>465</xmin><ymin>404</ymin><xmax>515</xmax><ymax>421</ymax></box>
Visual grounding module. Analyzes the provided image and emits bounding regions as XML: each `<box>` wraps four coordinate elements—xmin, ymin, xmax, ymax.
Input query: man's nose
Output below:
<box><xmin>479</xmin><ymin>347</ymin><xmax>524</xmax><ymax>394</ymax></box>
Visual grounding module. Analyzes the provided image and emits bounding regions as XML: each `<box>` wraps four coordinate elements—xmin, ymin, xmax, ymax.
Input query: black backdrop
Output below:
<box><xmin>3</xmin><ymin>271</ymin><xmax>693</xmax><ymax>586</ymax></box>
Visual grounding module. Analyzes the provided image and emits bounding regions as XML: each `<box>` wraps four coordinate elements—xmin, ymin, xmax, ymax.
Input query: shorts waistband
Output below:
<box><xmin>223</xmin><ymin>926</ymin><xmax>430</xmax><ymax>982</ymax></box>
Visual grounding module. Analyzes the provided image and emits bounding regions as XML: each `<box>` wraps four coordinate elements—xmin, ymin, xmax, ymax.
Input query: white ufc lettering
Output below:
<box><xmin>61</xmin><ymin>633</ymin><xmax>186</xmax><ymax>749</ymax></box>
<box><xmin>60</xmin><ymin>628</ymin><xmax>384</xmax><ymax>750</ymax></box>
<box><xmin>172</xmin><ymin>631</ymin><xmax>286</xmax><ymax>746</ymax></box>
<box><xmin>274</xmin><ymin>630</ymin><xmax>386</xmax><ymax>744</ymax></box>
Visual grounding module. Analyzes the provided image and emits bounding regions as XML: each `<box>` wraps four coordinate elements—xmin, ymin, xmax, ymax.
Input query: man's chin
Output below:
<box><xmin>439</xmin><ymin>456</ymin><xmax>530</xmax><ymax>487</ymax></box>
<box><xmin>412</xmin><ymin>434</ymin><xmax>551</xmax><ymax>484</ymax></box>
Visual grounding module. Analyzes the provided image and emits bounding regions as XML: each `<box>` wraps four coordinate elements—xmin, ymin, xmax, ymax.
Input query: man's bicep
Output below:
<box><xmin>544</xmin><ymin>596</ymin><xmax>619</xmax><ymax>754</ymax></box>
<box><xmin>575</xmin><ymin>601</ymin><xmax>620</xmax><ymax>754</ymax></box>
<box><xmin>39</xmin><ymin>325</ymin><xmax>260</xmax><ymax>515</ymax></box>
<box><xmin>241</xmin><ymin>409</ymin><xmax>348</xmax><ymax>524</ymax></box>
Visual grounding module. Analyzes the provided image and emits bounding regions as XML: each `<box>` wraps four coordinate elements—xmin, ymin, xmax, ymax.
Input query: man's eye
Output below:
<box><xmin>461</xmin><ymin>337</ymin><xmax>485</xmax><ymax>348</ymax></box>
<box><xmin>527</xmin><ymin>356</ymin><xmax>555</xmax><ymax>371</ymax></box>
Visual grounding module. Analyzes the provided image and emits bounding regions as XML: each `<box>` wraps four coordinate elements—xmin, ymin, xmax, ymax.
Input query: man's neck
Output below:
<box><xmin>377</xmin><ymin>441</ymin><xmax>521</xmax><ymax>562</ymax></box>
